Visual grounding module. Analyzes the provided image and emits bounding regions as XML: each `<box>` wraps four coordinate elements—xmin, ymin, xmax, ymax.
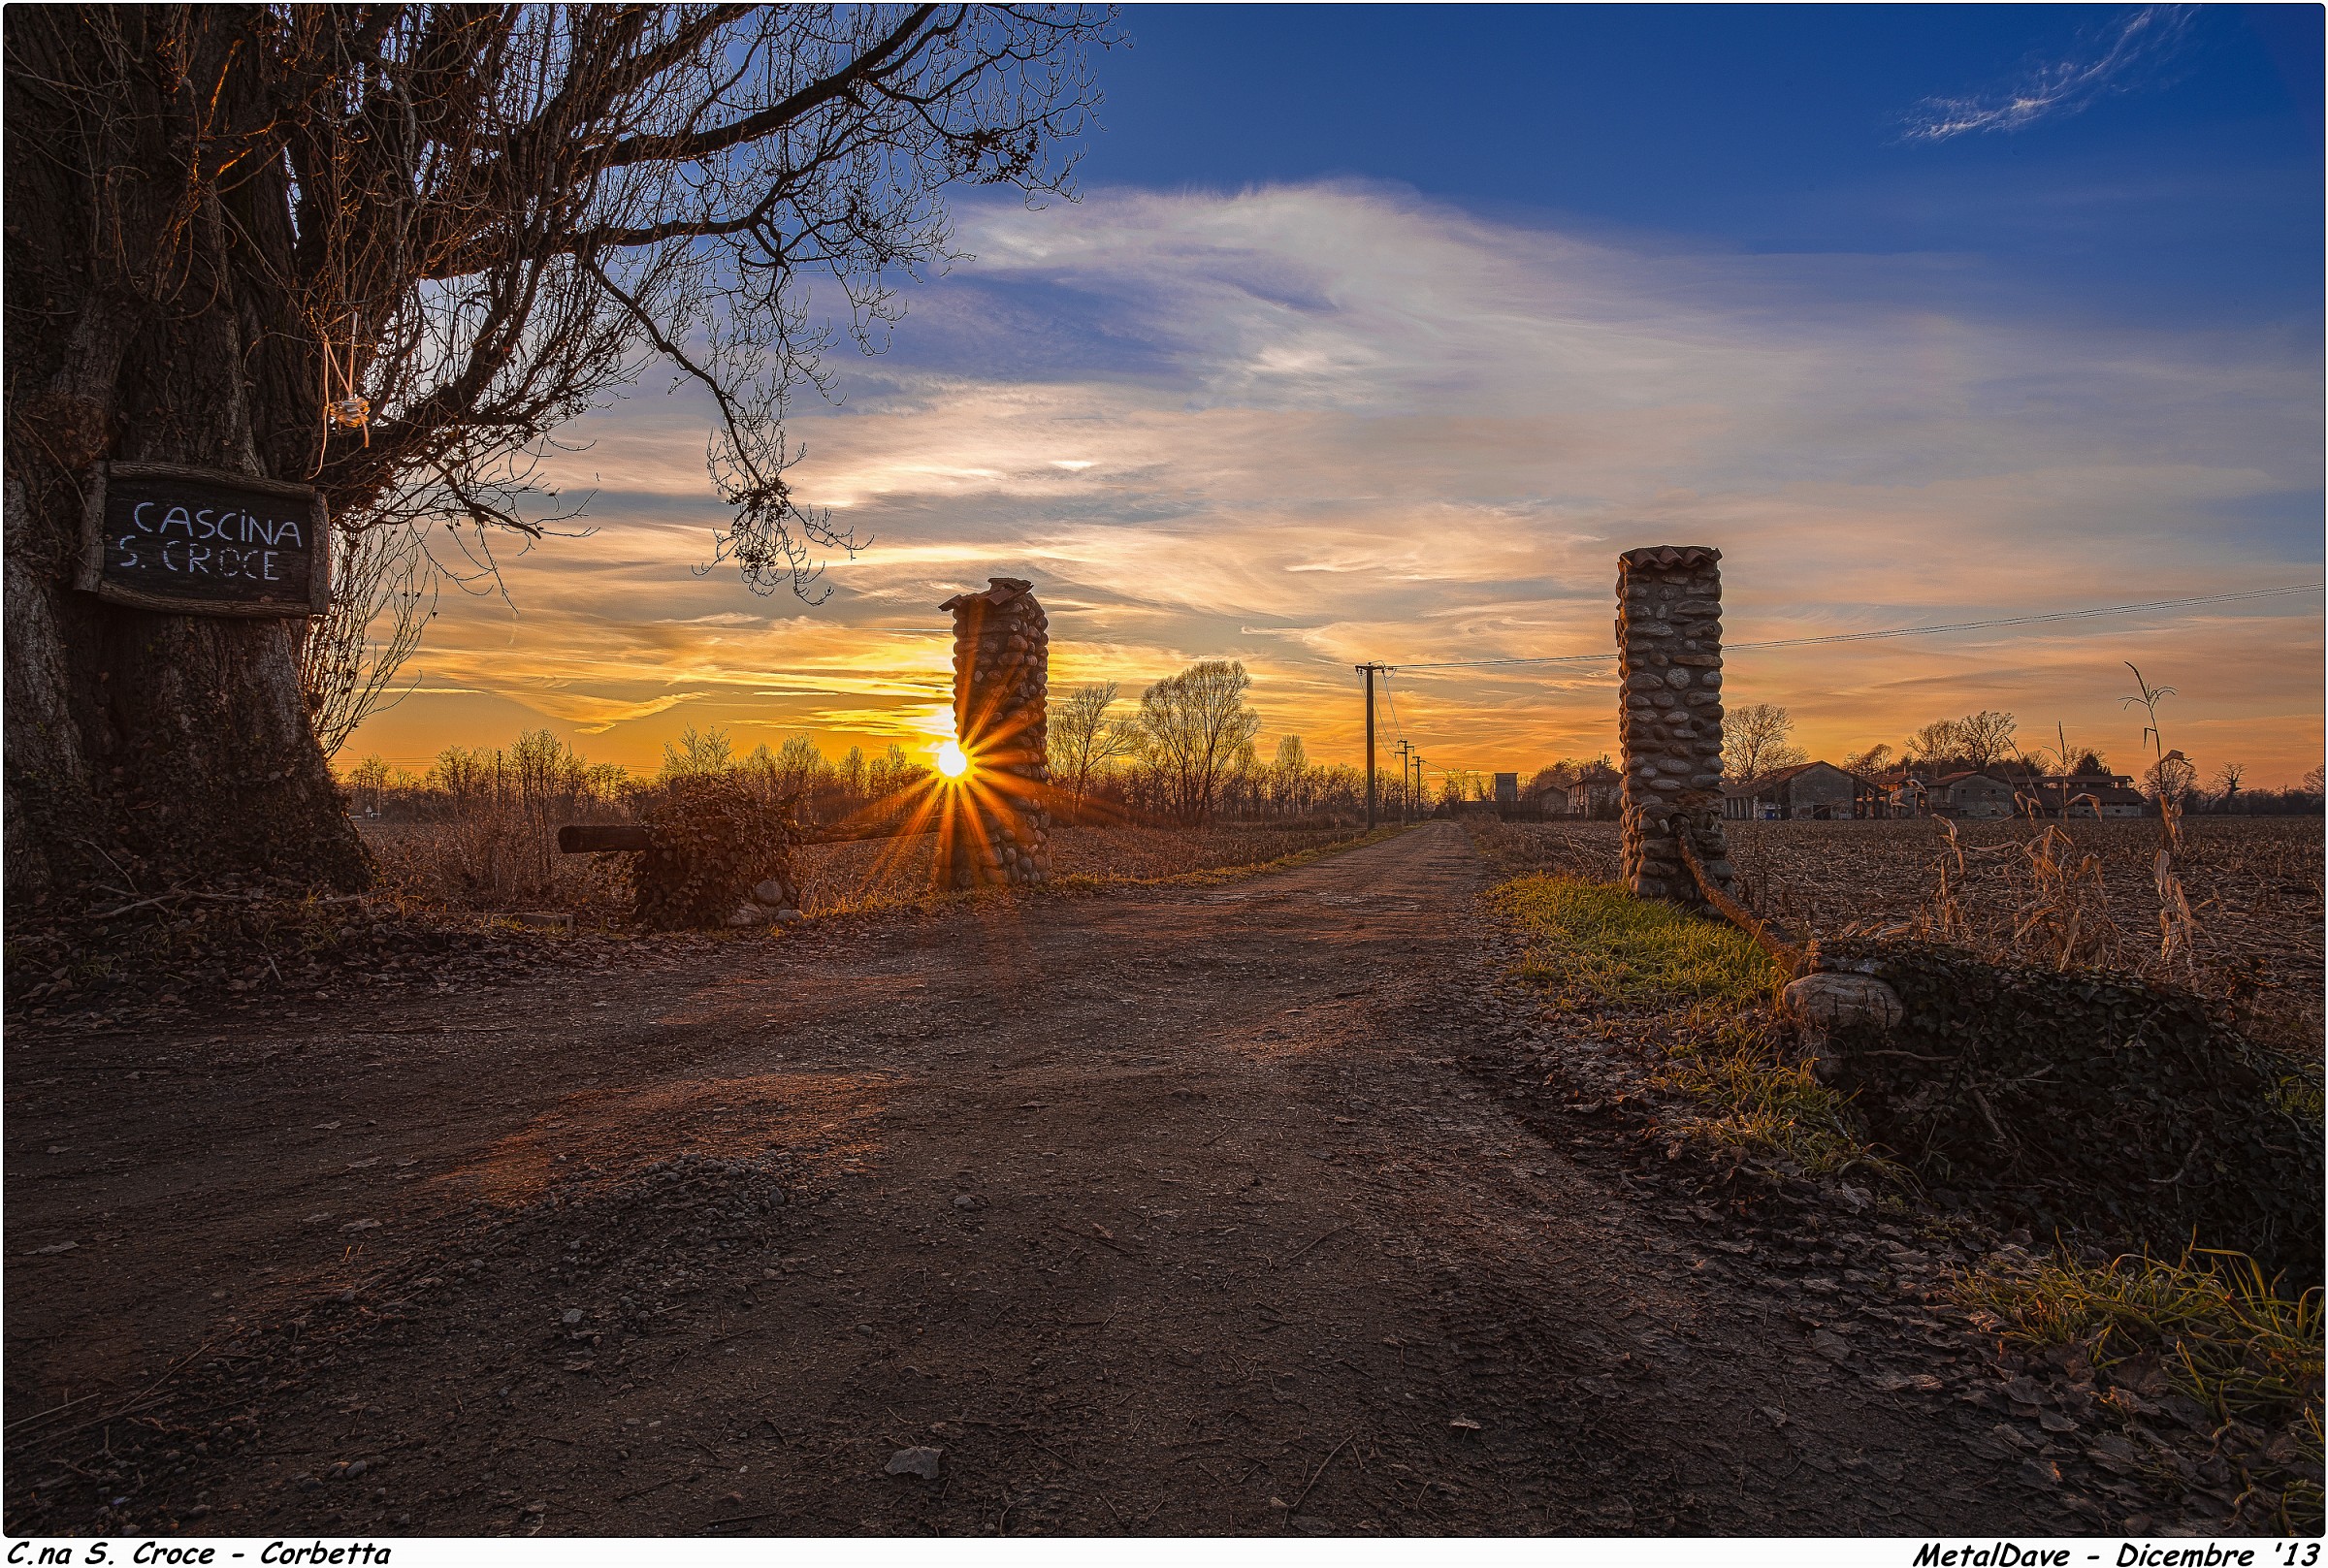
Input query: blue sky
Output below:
<box><xmin>356</xmin><ymin>6</ymin><xmax>2325</xmax><ymax>786</ymax></box>
<box><xmin>1088</xmin><ymin>4</ymin><xmax>2322</xmax><ymax>322</ymax></box>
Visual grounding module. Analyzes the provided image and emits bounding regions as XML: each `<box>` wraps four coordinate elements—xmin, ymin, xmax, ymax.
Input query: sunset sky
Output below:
<box><xmin>346</xmin><ymin>4</ymin><xmax>2326</xmax><ymax>788</ymax></box>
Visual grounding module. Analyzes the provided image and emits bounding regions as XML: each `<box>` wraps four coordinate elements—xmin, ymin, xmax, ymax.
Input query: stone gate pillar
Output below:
<box><xmin>939</xmin><ymin>577</ymin><xmax>1052</xmax><ymax>888</ymax></box>
<box><xmin>1616</xmin><ymin>546</ymin><xmax>1734</xmax><ymax>909</ymax></box>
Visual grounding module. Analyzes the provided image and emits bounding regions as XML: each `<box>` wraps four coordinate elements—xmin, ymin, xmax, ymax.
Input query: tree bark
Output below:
<box><xmin>3</xmin><ymin>9</ymin><xmax>367</xmax><ymax>909</ymax></box>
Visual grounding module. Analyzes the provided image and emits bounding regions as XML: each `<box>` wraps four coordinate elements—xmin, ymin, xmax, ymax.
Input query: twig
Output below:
<box><xmin>75</xmin><ymin>838</ymin><xmax>139</xmax><ymax>895</ymax></box>
<box><xmin>1278</xmin><ymin>1223</ymin><xmax>1350</xmax><ymax>1266</ymax></box>
<box><xmin>2149</xmin><ymin>1135</ymin><xmax>2205</xmax><ymax>1187</ymax></box>
<box><xmin>342</xmin><ymin>1025</ymin><xmax>516</xmax><ymax>1036</ymax></box>
<box><xmin>1288</xmin><ymin>1434</ymin><xmax>1354</xmax><ymax>1514</ymax></box>
<box><xmin>4</xmin><ymin>1390</ymin><xmax>105</xmax><ymax>1434</ymax></box>
<box><xmin>16</xmin><ymin>1339</ymin><xmax>218</xmax><ymax>1447</ymax></box>
<box><xmin>88</xmin><ymin>891</ymin><xmax>189</xmax><ymax>921</ymax></box>
<box><xmin>700</xmin><ymin>1511</ymin><xmax>790</xmax><ymax>1532</ymax></box>
<box><xmin>1065</xmin><ymin>1222</ymin><xmax>1136</xmax><ymax>1255</ymax></box>
<box><xmin>1965</xmin><ymin>1083</ymin><xmax>2014</xmax><ymax>1149</ymax></box>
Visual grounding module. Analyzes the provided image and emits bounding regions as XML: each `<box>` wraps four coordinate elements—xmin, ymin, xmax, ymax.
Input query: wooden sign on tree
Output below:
<box><xmin>76</xmin><ymin>462</ymin><xmax>332</xmax><ymax>618</ymax></box>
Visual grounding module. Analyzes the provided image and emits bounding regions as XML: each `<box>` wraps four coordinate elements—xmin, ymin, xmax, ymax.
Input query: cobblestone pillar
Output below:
<box><xmin>1616</xmin><ymin>545</ymin><xmax>1734</xmax><ymax>909</ymax></box>
<box><xmin>939</xmin><ymin>576</ymin><xmax>1052</xmax><ymax>889</ymax></box>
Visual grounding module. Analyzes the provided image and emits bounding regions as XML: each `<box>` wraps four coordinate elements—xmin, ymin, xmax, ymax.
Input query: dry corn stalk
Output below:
<box><xmin>2012</xmin><ymin>820</ymin><xmax>2123</xmax><ymax>971</ymax></box>
<box><xmin>2120</xmin><ymin>666</ymin><xmax>2203</xmax><ymax>978</ymax></box>
<box><xmin>2152</xmin><ymin>787</ymin><xmax>2201</xmax><ymax>977</ymax></box>
<box><xmin>1919</xmin><ymin>816</ymin><xmax>1977</xmax><ymax>946</ymax></box>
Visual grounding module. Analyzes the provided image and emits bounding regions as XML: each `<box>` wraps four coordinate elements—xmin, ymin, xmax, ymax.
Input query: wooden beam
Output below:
<box><xmin>558</xmin><ymin>823</ymin><xmax>652</xmax><ymax>853</ymax></box>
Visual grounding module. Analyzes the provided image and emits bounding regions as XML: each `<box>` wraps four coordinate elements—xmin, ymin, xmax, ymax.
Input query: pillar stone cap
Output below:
<box><xmin>1619</xmin><ymin>545</ymin><xmax>1722</xmax><ymax>570</ymax></box>
<box><xmin>940</xmin><ymin>576</ymin><xmax>1036</xmax><ymax>612</ymax></box>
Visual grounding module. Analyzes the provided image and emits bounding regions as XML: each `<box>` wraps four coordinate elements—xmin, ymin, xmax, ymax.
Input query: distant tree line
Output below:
<box><xmin>1718</xmin><ymin>702</ymin><xmax>2324</xmax><ymax>815</ymax></box>
<box><xmin>341</xmin><ymin>728</ymin><xmax>939</xmax><ymax>837</ymax></box>
<box><xmin>338</xmin><ymin>656</ymin><xmax>1403</xmax><ymax>837</ymax></box>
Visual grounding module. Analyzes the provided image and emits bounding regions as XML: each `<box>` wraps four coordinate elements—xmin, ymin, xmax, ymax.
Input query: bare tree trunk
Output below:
<box><xmin>4</xmin><ymin>11</ymin><xmax>366</xmax><ymax>908</ymax></box>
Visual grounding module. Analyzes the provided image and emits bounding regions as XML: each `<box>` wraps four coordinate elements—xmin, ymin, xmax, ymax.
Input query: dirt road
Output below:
<box><xmin>6</xmin><ymin>821</ymin><xmax>2071</xmax><ymax>1536</ymax></box>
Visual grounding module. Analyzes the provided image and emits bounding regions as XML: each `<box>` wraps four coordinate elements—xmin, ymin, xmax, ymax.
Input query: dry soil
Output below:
<box><xmin>6</xmin><ymin>821</ymin><xmax>2083</xmax><ymax>1536</ymax></box>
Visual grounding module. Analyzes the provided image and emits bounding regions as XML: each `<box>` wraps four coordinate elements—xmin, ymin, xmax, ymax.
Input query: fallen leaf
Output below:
<box><xmin>2003</xmin><ymin>1375</ymin><xmax>2049</xmax><ymax>1407</ymax></box>
<box><xmin>29</xmin><ymin>1241</ymin><xmax>78</xmax><ymax>1256</ymax></box>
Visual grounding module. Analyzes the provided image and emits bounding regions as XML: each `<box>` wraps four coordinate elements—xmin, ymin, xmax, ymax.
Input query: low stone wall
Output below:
<box><xmin>939</xmin><ymin>577</ymin><xmax>1051</xmax><ymax>889</ymax></box>
<box><xmin>1616</xmin><ymin>545</ymin><xmax>1733</xmax><ymax>909</ymax></box>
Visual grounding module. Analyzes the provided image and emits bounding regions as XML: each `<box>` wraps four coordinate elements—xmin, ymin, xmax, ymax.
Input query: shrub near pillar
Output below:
<box><xmin>939</xmin><ymin>577</ymin><xmax>1052</xmax><ymax>889</ymax></box>
<box><xmin>1615</xmin><ymin>545</ymin><xmax>1735</xmax><ymax>910</ymax></box>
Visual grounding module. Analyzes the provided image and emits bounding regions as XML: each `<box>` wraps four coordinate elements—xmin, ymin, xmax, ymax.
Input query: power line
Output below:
<box><xmin>1379</xmin><ymin>582</ymin><xmax>2324</xmax><ymax>674</ymax></box>
<box><xmin>1379</xmin><ymin>670</ymin><xmax>1409</xmax><ymax>747</ymax></box>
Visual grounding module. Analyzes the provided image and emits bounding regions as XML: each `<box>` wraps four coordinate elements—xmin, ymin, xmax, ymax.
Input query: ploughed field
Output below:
<box><xmin>1472</xmin><ymin>816</ymin><xmax>2325</xmax><ymax>1054</ymax></box>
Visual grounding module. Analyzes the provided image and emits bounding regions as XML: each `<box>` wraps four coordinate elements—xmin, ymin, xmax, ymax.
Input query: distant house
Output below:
<box><xmin>1862</xmin><ymin>769</ymin><xmax>1924</xmax><ymax>817</ymax></box>
<box><xmin>1722</xmin><ymin>761</ymin><xmax>1861</xmax><ymax>820</ymax></box>
<box><xmin>1928</xmin><ymin>770</ymin><xmax>2015</xmax><ymax>819</ymax></box>
<box><xmin>1494</xmin><ymin>772</ymin><xmax>1520</xmax><ymax>805</ymax></box>
<box><xmin>1528</xmin><ymin>782</ymin><xmax>1570</xmax><ymax>816</ymax></box>
<box><xmin>2024</xmin><ymin>770</ymin><xmax>2149</xmax><ymax>819</ymax></box>
<box><xmin>1566</xmin><ymin>767</ymin><xmax>1624</xmax><ymax>818</ymax></box>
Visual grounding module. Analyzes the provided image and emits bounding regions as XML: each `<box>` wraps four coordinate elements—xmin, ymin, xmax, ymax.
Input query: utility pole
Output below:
<box><xmin>1394</xmin><ymin>739</ymin><xmax>1413</xmax><ymax>823</ymax></box>
<box><xmin>1357</xmin><ymin>663</ymin><xmax>1382</xmax><ymax>829</ymax></box>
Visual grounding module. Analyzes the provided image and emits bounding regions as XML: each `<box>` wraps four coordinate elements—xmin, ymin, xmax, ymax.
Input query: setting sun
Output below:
<box><xmin>936</xmin><ymin>739</ymin><xmax>969</xmax><ymax>779</ymax></box>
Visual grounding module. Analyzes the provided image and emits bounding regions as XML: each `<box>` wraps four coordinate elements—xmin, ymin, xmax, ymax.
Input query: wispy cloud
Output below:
<box><xmin>1904</xmin><ymin>6</ymin><xmax>2195</xmax><ymax>142</ymax></box>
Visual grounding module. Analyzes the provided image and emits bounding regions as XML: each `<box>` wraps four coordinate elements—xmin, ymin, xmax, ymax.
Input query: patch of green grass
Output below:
<box><xmin>1956</xmin><ymin>1248</ymin><xmax>2323</xmax><ymax>1424</ymax></box>
<box><xmin>1493</xmin><ymin>875</ymin><xmax>1887</xmax><ymax>1180</ymax></box>
<box><xmin>1492</xmin><ymin>875</ymin><xmax>1783</xmax><ymax>1010</ymax></box>
<box><xmin>1658</xmin><ymin>1011</ymin><xmax>1902</xmax><ymax>1182</ymax></box>
<box><xmin>1954</xmin><ymin>1247</ymin><xmax>2324</xmax><ymax>1530</ymax></box>
<box><xmin>2268</xmin><ymin>1068</ymin><xmax>2325</xmax><ymax>1127</ymax></box>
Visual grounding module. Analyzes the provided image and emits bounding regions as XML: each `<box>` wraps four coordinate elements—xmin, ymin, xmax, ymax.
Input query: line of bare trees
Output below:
<box><xmin>1723</xmin><ymin>700</ymin><xmax>2323</xmax><ymax>814</ymax></box>
<box><xmin>1051</xmin><ymin>661</ymin><xmax>1385</xmax><ymax>827</ymax></box>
